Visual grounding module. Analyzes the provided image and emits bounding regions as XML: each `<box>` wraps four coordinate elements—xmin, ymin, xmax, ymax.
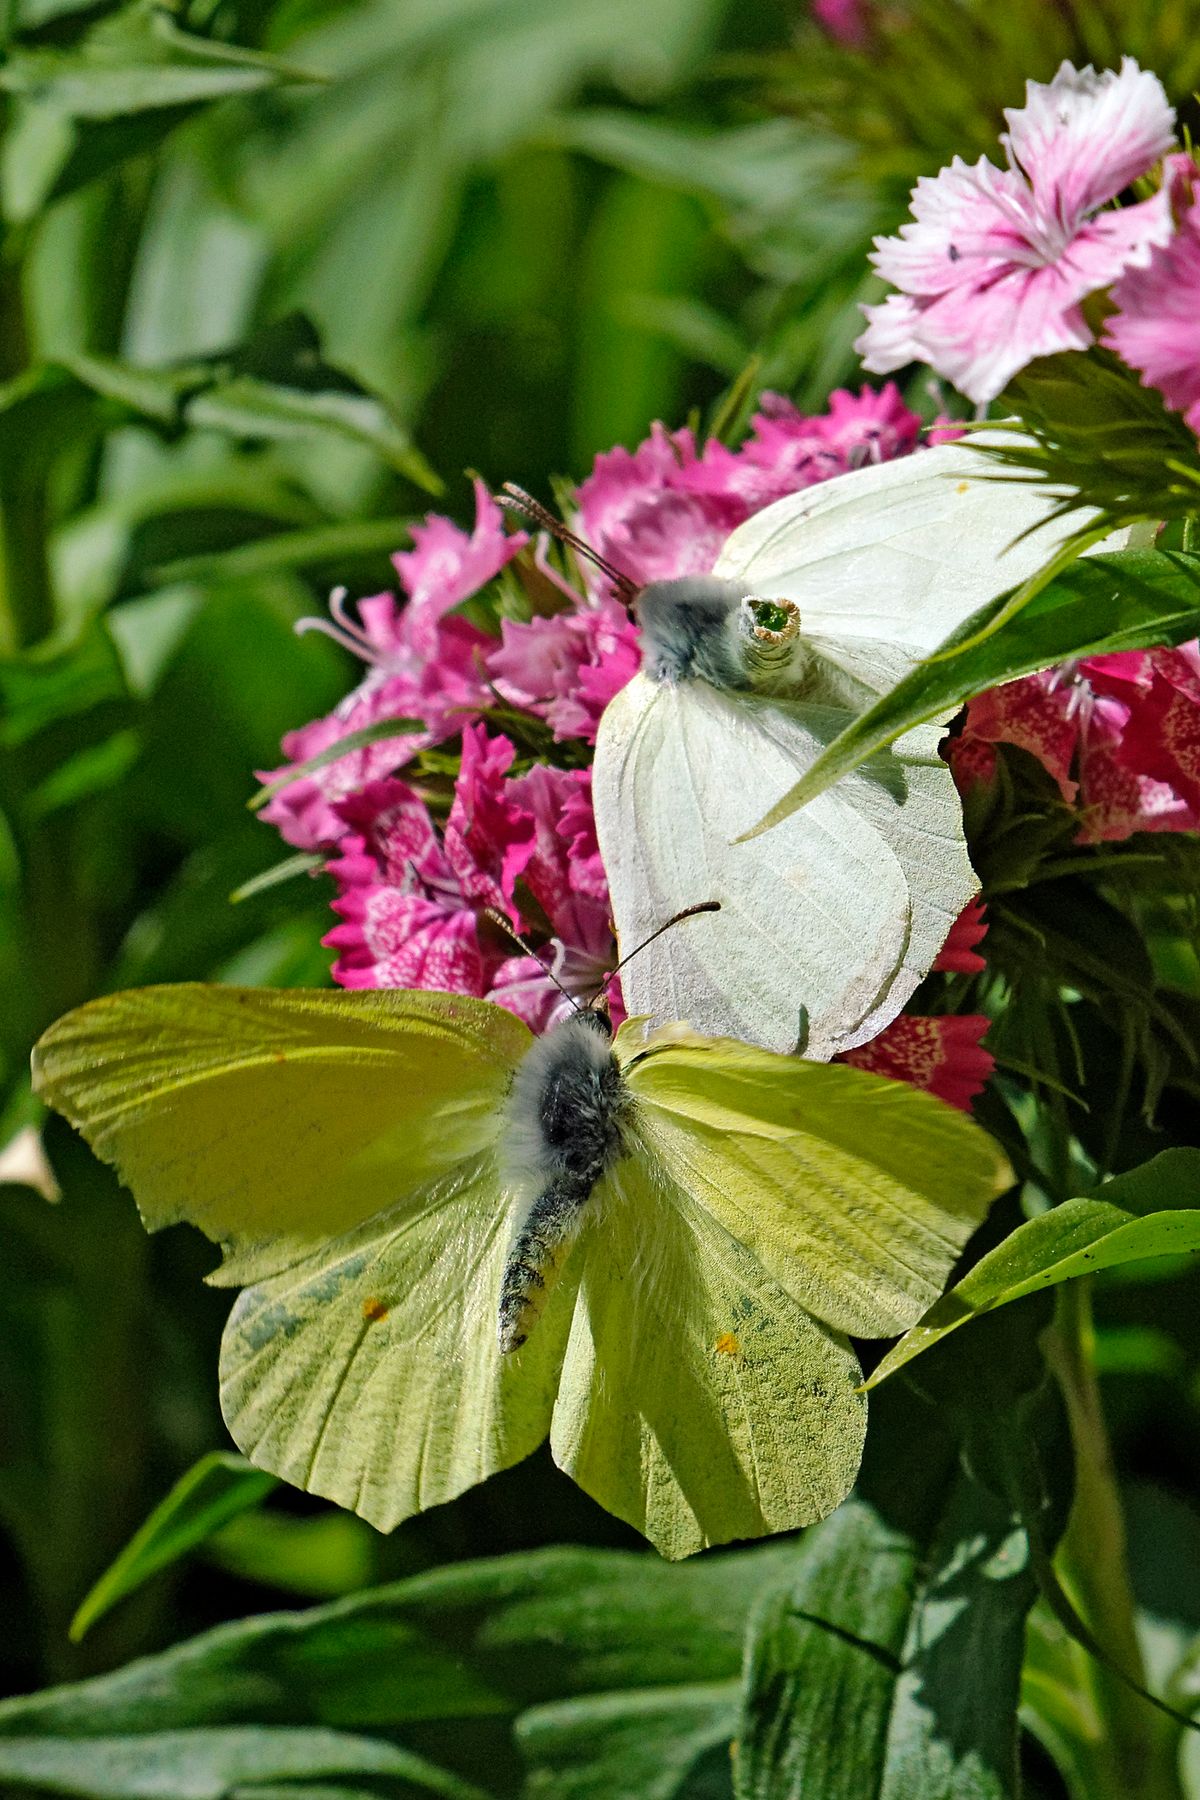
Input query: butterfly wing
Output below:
<box><xmin>219</xmin><ymin>1154</ymin><xmax>575</xmax><ymax>1531</ymax></box>
<box><xmin>33</xmin><ymin>986</ymin><xmax>568</xmax><ymax>1529</ymax></box>
<box><xmin>619</xmin><ymin>1023</ymin><xmax>1009</xmax><ymax>1338</ymax></box>
<box><xmin>593</xmin><ymin>674</ymin><xmax>969</xmax><ymax>1055</ymax></box>
<box><xmin>712</xmin><ymin>438</ymin><xmax>1081</xmax><ymax>699</ymax></box>
<box><xmin>549</xmin><ymin>1151</ymin><xmax>866</xmax><ymax>1559</ymax></box>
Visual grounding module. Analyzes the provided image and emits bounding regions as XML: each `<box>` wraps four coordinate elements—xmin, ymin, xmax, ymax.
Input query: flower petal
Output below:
<box><xmin>1004</xmin><ymin>57</ymin><xmax>1175</xmax><ymax>228</ymax></box>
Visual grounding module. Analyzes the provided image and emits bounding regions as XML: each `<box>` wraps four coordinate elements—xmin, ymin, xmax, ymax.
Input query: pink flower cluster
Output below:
<box><xmin>325</xmin><ymin>731</ymin><xmax>618</xmax><ymax>1034</ymax></box>
<box><xmin>948</xmin><ymin>644</ymin><xmax>1200</xmax><ymax>841</ymax></box>
<box><xmin>857</xmin><ymin>58</ymin><xmax>1189</xmax><ymax>411</ymax></box>
<box><xmin>261</xmin><ymin>387</ymin><xmax>997</xmax><ymax>1107</ymax></box>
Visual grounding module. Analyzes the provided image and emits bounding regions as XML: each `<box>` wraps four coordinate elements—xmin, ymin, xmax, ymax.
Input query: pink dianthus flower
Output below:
<box><xmin>487</xmin><ymin>597</ymin><xmax>640</xmax><ymax>744</ymax></box>
<box><xmin>840</xmin><ymin>1013</ymin><xmax>994</xmax><ymax>1113</ymax></box>
<box><xmin>677</xmin><ymin>385</ymin><xmax>921</xmax><ymax>511</ymax></box>
<box><xmin>1104</xmin><ymin>154</ymin><xmax>1200</xmax><ymax>436</ymax></box>
<box><xmin>951</xmin><ymin>648</ymin><xmax>1200</xmax><ymax>842</ymax></box>
<box><xmin>325</xmin><ymin>728</ymin><xmax>620</xmax><ymax>1033</ymax></box>
<box><xmin>858</xmin><ymin>58</ymin><xmax>1176</xmax><ymax>403</ymax></box>
<box><xmin>812</xmin><ymin>0</ymin><xmax>867</xmax><ymax>46</ymax></box>
<box><xmin>258</xmin><ymin>482</ymin><xmax>526</xmax><ymax>850</ymax></box>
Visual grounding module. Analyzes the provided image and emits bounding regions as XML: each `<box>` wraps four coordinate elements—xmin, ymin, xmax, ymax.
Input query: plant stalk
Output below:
<box><xmin>0</xmin><ymin>241</ymin><xmax>54</xmax><ymax>653</ymax></box>
<box><xmin>1043</xmin><ymin>1278</ymin><xmax>1184</xmax><ymax>1800</ymax></box>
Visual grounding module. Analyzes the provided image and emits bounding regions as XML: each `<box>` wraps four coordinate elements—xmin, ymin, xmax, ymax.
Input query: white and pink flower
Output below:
<box><xmin>857</xmin><ymin>59</ymin><xmax>1176</xmax><ymax>402</ymax></box>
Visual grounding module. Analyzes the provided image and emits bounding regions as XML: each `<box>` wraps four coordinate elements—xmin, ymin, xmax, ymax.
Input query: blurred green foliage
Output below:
<box><xmin>4</xmin><ymin>0</ymin><xmax>1200</xmax><ymax>1795</ymax></box>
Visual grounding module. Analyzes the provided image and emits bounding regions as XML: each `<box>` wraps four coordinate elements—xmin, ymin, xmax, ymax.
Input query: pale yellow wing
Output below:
<box><xmin>220</xmin><ymin>1157</ymin><xmax>576</xmax><ymax>1531</ymax></box>
<box><xmin>32</xmin><ymin>985</ymin><xmax>530</xmax><ymax>1283</ymax></box>
<box><xmin>33</xmin><ymin>984</ymin><xmax>564</xmax><ymax>1530</ymax></box>
<box><xmin>617</xmin><ymin>1023</ymin><xmax>1010</xmax><ymax>1337</ymax></box>
<box><xmin>549</xmin><ymin>1153</ymin><xmax>865</xmax><ymax>1559</ymax></box>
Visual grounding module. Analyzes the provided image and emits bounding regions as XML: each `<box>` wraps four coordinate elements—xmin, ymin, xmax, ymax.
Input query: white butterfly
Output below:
<box><xmin>590</xmin><ymin>438</ymin><xmax>1089</xmax><ymax>1057</ymax></box>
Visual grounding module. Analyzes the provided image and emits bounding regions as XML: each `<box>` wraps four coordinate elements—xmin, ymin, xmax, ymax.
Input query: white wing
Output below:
<box><xmin>594</xmin><ymin>674</ymin><xmax>975</xmax><ymax>1056</ymax></box>
<box><xmin>712</xmin><ymin>436</ymin><xmax>1086</xmax><ymax>700</ymax></box>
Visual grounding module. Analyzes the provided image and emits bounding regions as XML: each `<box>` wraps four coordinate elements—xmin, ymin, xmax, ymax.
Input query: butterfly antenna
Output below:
<box><xmin>499</xmin><ymin>483</ymin><xmax>640</xmax><ymax>609</ymax></box>
<box><xmin>589</xmin><ymin>901</ymin><xmax>721</xmax><ymax>1007</ymax></box>
<box><xmin>483</xmin><ymin>908</ymin><xmax>582</xmax><ymax>1013</ymax></box>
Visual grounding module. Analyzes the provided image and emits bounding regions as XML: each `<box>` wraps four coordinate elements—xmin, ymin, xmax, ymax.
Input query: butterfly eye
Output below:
<box><xmin>745</xmin><ymin>597</ymin><xmax>798</xmax><ymax>639</ymax></box>
<box><xmin>738</xmin><ymin>595</ymin><xmax>805</xmax><ymax>686</ymax></box>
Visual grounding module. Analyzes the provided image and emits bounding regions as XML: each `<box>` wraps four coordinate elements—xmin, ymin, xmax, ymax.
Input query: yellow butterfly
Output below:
<box><xmin>34</xmin><ymin>984</ymin><xmax>1008</xmax><ymax>1557</ymax></box>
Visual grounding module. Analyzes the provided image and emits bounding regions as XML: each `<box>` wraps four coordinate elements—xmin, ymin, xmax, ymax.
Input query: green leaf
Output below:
<box><xmin>0</xmin><ymin>0</ymin><xmax>321</xmax><ymax>218</ymax></box>
<box><xmin>229</xmin><ymin>854</ymin><xmax>326</xmax><ymax>905</ymax></box>
<box><xmin>0</xmin><ymin>1727</ymin><xmax>485</xmax><ymax>1800</ymax></box>
<box><xmin>24</xmin><ymin>730</ymin><xmax>142</xmax><ymax>819</ymax></box>
<box><xmin>186</xmin><ymin>377</ymin><xmax>438</xmax><ymax>488</ymax></box>
<box><xmin>735</xmin><ymin>1374</ymin><xmax>1055</xmax><ymax>1800</ymax></box>
<box><xmin>203</xmin><ymin>1508</ymin><xmax>375</xmax><ymax>1600</ymax></box>
<box><xmin>247</xmin><ymin>717</ymin><xmax>425</xmax><ymax>811</ymax></box>
<box><xmin>518</xmin><ymin>1684</ymin><xmax>738</xmax><ymax>1800</ymax></box>
<box><xmin>0</xmin><ymin>325</ymin><xmax>439</xmax><ymax>513</ymax></box>
<box><xmin>0</xmin><ymin>621</ymin><xmax>128</xmax><ymax>749</ymax></box>
<box><xmin>0</xmin><ymin>1544</ymin><xmax>796</xmax><ymax>1795</ymax></box>
<box><xmin>70</xmin><ymin>1452</ymin><xmax>278</xmax><ymax>1642</ymax></box>
<box><xmin>868</xmin><ymin>1151</ymin><xmax>1200</xmax><ymax>1389</ymax></box>
<box><xmin>748</xmin><ymin>548</ymin><xmax>1200</xmax><ymax>832</ymax></box>
<box><xmin>145</xmin><ymin>516</ymin><xmax>420</xmax><ymax>590</ymax></box>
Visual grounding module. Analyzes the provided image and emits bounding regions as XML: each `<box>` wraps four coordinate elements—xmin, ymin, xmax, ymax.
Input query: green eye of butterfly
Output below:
<box><xmin>748</xmin><ymin>599</ymin><xmax>793</xmax><ymax>635</ymax></box>
<box><xmin>33</xmin><ymin>983</ymin><xmax>1008</xmax><ymax>1559</ymax></box>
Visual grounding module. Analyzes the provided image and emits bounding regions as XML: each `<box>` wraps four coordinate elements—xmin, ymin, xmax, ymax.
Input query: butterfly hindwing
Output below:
<box><xmin>220</xmin><ymin>1150</ymin><xmax>576</xmax><ymax>1532</ymax></box>
<box><xmin>594</xmin><ymin>675</ymin><xmax>975</xmax><ymax>1055</ymax></box>
<box><xmin>549</xmin><ymin>1150</ymin><xmax>866</xmax><ymax>1560</ymax></box>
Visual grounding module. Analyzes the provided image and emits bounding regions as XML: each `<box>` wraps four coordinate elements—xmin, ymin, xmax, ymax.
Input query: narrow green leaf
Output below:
<box><xmin>247</xmin><ymin>717</ymin><xmax>424</xmax><ymax>811</ymax></box>
<box><xmin>0</xmin><ymin>1727</ymin><xmax>484</xmax><ymax>1800</ymax></box>
<box><xmin>186</xmin><ymin>377</ymin><xmax>439</xmax><ymax>489</ymax></box>
<box><xmin>707</xmin><ymin>354</ymin><xmax>763</xmax><ymax>445</ymax></box>
<box><xmin>70</xmin><ymin>1453</ymin><xmax>277</xmax><ymax>1641</ymax></box>
<box><xmin>229</xmin><ymin>853</ymin><xmax>326</xmax><ymax>905</ymax></box>
<box><xmin>745</xmin><ymin>548</ymin><xmax>1200</xmax><ymax>834</ymax></box>
<box><xmin>24</xmin><ymin>730</ymin><xmax>141</xmax><ymax>819</ymax></box>
<box><xmin>868</xmin><ymin>1152</ymin><xmax>1200</xmax><ymax>1388</ymax></box>
<box><xmin>148</xmin><ymin>516</ymin><xmax>420</xmax><ymax>588</ymax></box>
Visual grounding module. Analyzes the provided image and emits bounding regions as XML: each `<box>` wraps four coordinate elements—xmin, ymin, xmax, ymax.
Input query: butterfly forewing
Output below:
<box><xmin>618</xmin><ymin>1023</ymin><xmax>1010</xmax><ymax>1338</ymax></box>
<box><xmin>32</xmin><ymin>985</ymin><xmax>530</xmax><ymax>1285</ymax></box>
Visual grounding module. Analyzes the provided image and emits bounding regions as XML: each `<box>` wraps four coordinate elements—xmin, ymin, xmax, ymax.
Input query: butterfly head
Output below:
<box><xmin>497</xmin><ymin>483</ymin><xmax>803</xmax><ymax>694</ymax></box>
<box><xmin>636</xmin><ymin>580</ymin><xmax>804</xmax><ymax>691</ymax></box>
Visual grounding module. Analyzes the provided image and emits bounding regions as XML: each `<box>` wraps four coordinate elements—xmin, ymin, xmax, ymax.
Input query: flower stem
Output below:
<box><xmin>1043</xmin><ymin>1279</ymin><xmax>1184</xmax><ymax>1800</ymax></box>
<box><xmin>0</xmin><ymin>246</ymin><xmax>54</xmax><ymax>653</ymax></box>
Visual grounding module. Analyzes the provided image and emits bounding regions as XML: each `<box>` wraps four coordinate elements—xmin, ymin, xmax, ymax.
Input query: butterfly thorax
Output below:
<box><xmin>636</xmin><ymin>577</ymin><xmax>807</xmax><ymax>693</ymax></box>
<box><xmin>497</xmin><ymin>1011</ymin><xmax>629</xmax><ymax>1353</ymax></box>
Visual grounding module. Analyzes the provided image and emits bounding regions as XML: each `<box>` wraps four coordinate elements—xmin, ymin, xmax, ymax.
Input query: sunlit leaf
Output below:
<box><xmin>752</xmin><ymin>549</ymin><xmax>1200</xmax><ymax>829</ymax></box>
<box><xmin>70</xmin><ymin>1453</ymin><xmax>278</xmax><ymax>1642</ymax></box>
<box><xmin>869</xmin><ymin>1152</ymin><xmax>1200</xmax><ymax>1388</ymax></box>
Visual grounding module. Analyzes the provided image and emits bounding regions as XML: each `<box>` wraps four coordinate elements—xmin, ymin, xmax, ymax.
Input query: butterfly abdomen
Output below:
<box><xmin>498</xmin><ymin>1012</ymin><xmax>628</xmax><ymax>1353</ymax></box>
